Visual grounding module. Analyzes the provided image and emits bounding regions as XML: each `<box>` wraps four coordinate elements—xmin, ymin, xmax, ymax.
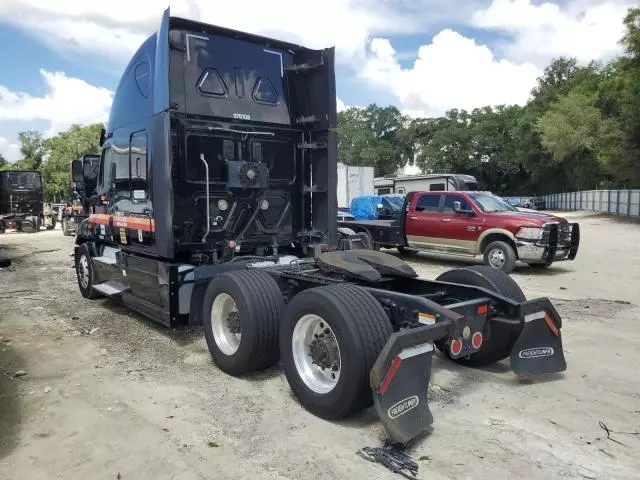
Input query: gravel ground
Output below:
<box><xmin>1</xmin><ymin>212</ymin><xmax>639</xmax><ymax>480</ymax></box>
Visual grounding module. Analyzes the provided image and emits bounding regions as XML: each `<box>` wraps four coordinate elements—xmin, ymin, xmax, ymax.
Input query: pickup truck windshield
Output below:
<box><xmin>469</xmin><ymin>193</ymin><xmax>517</xmax><ymax>213</ymax></box>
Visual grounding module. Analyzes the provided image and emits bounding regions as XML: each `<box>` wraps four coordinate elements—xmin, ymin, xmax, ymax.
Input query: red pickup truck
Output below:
<box><xmin>338</xmin><ymin>191</ymin><xmax>580</xmax><ymax>273</ymax></box>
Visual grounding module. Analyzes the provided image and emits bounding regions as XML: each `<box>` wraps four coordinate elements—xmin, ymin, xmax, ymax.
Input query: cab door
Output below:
<box><xmin>405</xmin><ymin>193</ymin><xmax>444</xmax><ymax>248</ymax></box>
<box><xmin>438</xmin><ymin>194</ymin><xmax>484</xmax><ymax>254</ymax></box>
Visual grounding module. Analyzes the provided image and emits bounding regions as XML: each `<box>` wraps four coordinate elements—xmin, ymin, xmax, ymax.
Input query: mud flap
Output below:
<box><xmin>370</xmin><ymin>327</ymin><xmax>441</xmax><ymax>443</ymax></box>
<box><xmin>510</xmin><ymin>298</ymin><xmax>566</xmax><ymax>375</ymax></box>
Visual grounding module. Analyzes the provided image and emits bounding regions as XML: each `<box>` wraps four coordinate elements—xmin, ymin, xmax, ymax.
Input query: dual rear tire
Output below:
<box><xmin>202</xmin><ymin>271</ymin><xmax>392</xmax><ymax>419</ymax></box>
<box><xmin>202</xmin><ymin>265</ymin><xmax>525</xmax><ymax>417</ymax></box>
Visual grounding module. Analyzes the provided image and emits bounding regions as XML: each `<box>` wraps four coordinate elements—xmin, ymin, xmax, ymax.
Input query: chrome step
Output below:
<box><xmin>93</xmin><ymin>281</ymin><xmax>129</xmax><ymax>296</ymax></box>
<box><xmin>93</xmin><ymin>256</ymin><xmax>117</xmax><ymax>265</ymax></box>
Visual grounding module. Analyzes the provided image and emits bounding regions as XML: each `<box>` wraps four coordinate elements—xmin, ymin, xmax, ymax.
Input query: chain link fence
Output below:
<box><xmin>542</xmin><ymin>189</ymin><xmax>640</xmax><ymax>217</ymax></box>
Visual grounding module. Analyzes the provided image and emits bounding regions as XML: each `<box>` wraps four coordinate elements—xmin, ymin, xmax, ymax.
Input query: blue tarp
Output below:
<box><xmin>350</xmin><ymin>195</ymin><xmax>383</xmax><ymax>220</ymax></box>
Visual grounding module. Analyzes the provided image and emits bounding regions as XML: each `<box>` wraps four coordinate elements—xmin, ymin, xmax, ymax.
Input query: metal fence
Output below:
<box><xmin>542</xmin><ymin>189</ymin><xmax>640</xmax><ymax>217</ymax></box>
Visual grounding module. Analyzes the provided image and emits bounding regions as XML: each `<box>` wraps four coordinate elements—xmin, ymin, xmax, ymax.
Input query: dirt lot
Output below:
<box><xmin>1</xmin><ymin>212</ymin><xmax>639</xmax><ymax>480</ymax></box>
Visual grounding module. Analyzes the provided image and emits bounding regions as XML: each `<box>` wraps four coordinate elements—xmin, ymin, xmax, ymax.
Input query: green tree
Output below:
<box><xmin>410</xmin><ymin>107</ymin><xmax>530</xmax><ymax>195</ymax></box>
<box><xmin>620</xmin><ymin>7</ymin><xmax>640</xmax><ymax>57</ymax></box>
<box><xmin>536</xmin><ymin>91</ymin><xmax>623</xmax><ymax>189</ymax></box>
<box><xmin>0</xmin><ymin>152</ymin><xmax>8</xmax><ymax>170</ymax></box>
<box><xmin>17</xmin><ymin>131</ymin><xmax>45</xmax><ymax>170</ymax></box>
<box><xmin>40</xmin><ymin>124</ymin><xmax>103</xmax><ymax>201</ymax></box>
<box><xmin>336</xmin><ymin>104</ymin><xmax>411</xmax><ymax>176</ymax></box>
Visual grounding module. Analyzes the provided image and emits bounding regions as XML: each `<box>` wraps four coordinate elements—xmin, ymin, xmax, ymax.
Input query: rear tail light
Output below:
<box><xmin>450</xmin><ymin>338</ymin><xmax>463</xmax><ymax>356</ymax></box>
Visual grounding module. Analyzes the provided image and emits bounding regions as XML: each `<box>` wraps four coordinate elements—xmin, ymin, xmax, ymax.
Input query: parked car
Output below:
<box><xmin>338</xmin><ymin>190</ymin><xmax>580</xmax><ymax>273</ymax></box>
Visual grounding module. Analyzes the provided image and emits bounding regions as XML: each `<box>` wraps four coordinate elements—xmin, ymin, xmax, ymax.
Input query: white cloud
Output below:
<box><xmin>473</xmin><ymin>0</ymin><xmax>633</xmax><ymax>65</ymax></box>
<box><xmin>0</xmin><ymin>69</ymin><xmax>112</xmax><ymax>137</ymax></box>
<box><xmin>0</xmin><ymin>0</ymin><xmax>631</xmax><ymax>134</ymax></box>
<box><xmin>361</xmin><ymin>30</ymin><xmax>541</xmax><ymax>117</ymax></box>
<box><xmin>0</xmin><ymin>137</ymin><xmax>21</xmax><ymax>162</ymax></box>
<box><xmin>0</xmin><ymin>0</ymin><xmax>442</xmax><ymax>68</ymax></box>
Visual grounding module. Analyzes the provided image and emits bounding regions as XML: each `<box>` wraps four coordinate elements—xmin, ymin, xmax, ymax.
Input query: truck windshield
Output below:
<box><xmin>469</xmin><ymin>193</ymin><xmax>516</xmax><ymax>212</ymax></box>
<box><xmin>4</xmin><ymin>172</ymin><xmax>41</xmax><ymax>190</ymax></box>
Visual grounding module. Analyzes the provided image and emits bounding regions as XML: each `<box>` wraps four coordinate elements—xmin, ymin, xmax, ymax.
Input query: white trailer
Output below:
<box><xmin>337</xmin><ymin>163</ymin><xmax>374</xmax><ymax>208</ymax></box>
<box><xmin>374</xmin><ymin>173</ymin><xmax>478</xmax><ymax>195</ymax></box>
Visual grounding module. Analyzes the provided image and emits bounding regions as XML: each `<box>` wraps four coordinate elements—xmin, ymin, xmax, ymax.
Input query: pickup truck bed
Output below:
<box><xmin>338</xmin><ymin>219</ymin><xmax>403</xmax><ymax>247</ymax></box>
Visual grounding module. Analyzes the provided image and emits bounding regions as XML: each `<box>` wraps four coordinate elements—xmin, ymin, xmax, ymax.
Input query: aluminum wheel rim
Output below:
<box><xmin>78</xmin><ymin>255</ymin><xmax>90</xmax><ymax>289</ymax></box>
<box><xmin>211</xmin><ymin>293</ymin><xmax>241</xmax><ymax>355</ymax></box>
<box><xmin>488</xmin><ymin>248</ymin><xmax>506</xmax><ymax>268</ymax></box>
<box><xmin>292</xmin><ymin>314</ymin><xmax>341</xmax><ymax>394</ymax></box>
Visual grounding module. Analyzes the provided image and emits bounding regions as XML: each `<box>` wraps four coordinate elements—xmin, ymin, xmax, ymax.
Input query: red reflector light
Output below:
<box><xmin>477</xmin><ymin>304</ymin><xmax>488</xmax><ymax>315</ymax></box>
<box><xmin>544</xmin><ymin>313</ymin><xmax>560</xmax><ymax>336</ymax></box>
<box><xmin>472</xmin><ymin>331</ymin><xmax>483</xmax><ymax>349</ymax></box>
<box><xmin>378</xmin><ymin>356</ymin><xmax>402</xmax><ymax>395</ymax></box>
<box><xmin>450</xmin><ymin>338</ymin><xmax>463</xmax><ymax>356</ymax></box>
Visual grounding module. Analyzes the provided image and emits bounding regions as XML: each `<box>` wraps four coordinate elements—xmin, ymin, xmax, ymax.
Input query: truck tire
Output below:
<box><xmin>358</xmin><ymin>230</ymin><xmax>379</xmax><ymax>250</ymax></box>
<box><xmin>280</xmin><ymin>284</ymin><xmax>393</xmax><ymax>419</ymax></box>
<box><xmin>75</xmin><ymin>243</ymin><xmax>101</xmax><ymax>299</ymax></box>
<box><xmin>435</xmin><ymin>265</ymin><xmax>525</xmax><ymax>366</ymax></box>
<box><xmin>202</xmin><ymin>270</ymin><xmax>283</xmax><ymax>376</ymax></box>
<box><xmin>483</xmin><ymin>240</ymin><xmax>516</xmax><ymax>273</ymax></box>
<box><xmin>0</xmin><ymin>256</ymin><xmax>10</xmax><ymax>268</ymax></box>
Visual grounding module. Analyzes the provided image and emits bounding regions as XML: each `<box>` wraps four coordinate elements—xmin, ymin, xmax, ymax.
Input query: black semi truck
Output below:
<box><xmin>0</xmin><ymin>170</ymin><xmax>49</xmax><ymax>233</ymax></box>
<box><xmin>72</xmin><ymin>9</ymin><xmax>567</xmax><ymax>444</ymax></box>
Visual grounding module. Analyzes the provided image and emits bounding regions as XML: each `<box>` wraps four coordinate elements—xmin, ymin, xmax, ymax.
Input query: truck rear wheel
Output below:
<box><xmin>203</xmin><ymin>270</ymin><xmax>283</xmax><ymax>376</ymax></box>
<box><xmin>435</xmin><ymin>265</ymin><xmax>525</xmax><ymax>366</ymax></box>
<box><xmin>483</xmin><ymin>240</ymin><xmax>516</xmax><ymax>273</ymax></box>
<box><xmin>280</xmin><ymin>284</ymin><xmax>393</xmax><ymax>419</ymax></box>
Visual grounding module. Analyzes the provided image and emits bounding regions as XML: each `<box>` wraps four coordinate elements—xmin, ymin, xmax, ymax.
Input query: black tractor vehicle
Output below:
<box><xmin>0</xmin><ymin>170</ymin><xmax>51</xmax><ymax>233</ymax></box>
<box><xmin>72</xmin><ymin>8</ymin><xmax>567</xmax><ymax>444</ymax></box>
<box><xmin>61</xmin><ymin>154</ymin><xmax>101</xmax><ymax>236</ymax></box>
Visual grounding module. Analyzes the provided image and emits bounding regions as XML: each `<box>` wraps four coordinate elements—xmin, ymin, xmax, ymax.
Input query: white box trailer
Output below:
<box><xmin>337</xmin><ymin>163</ymin><xmax>374</xmax><ymax>209</ymax></box>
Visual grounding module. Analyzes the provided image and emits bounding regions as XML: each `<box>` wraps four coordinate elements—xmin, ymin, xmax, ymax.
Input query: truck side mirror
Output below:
<box><xmin>99</xmin><ymin>127</ymin><xmax>106</xmax><ymax>147</ymax></box>
<box><xmin>453</xmin><ymin>201</ymin><xmax>474</xmax><ymax>216</ymax></box>
<box><xmin>71</xmin><ymin>160</ymin><xmax>84</xmax><ymax>183</ymax></box>
<box><xmin>71</xmin><ymin>160</ymin><xmax>85</xmax><ymax>191</ymax></box>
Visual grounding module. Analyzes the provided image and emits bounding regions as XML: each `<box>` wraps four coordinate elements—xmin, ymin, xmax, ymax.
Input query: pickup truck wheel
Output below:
<box><xmin>75</xmin><ymin>244</ymin><xmax>101</xmax><ymax>299</ymax></box>
<box><xmin>203</xmin><ymin>270</ymin><xmax>283</xmax><ymax>376</ymax></box>
<box><xmin>280</xmin><ymin>284</ymin><xmax>392</xmax><ymax>419</ymax></box>
<box><xmin>483</xmin><ymin>240</ymin><xmax>516</xmax><ymax>273</ymax></box>
<box><xmin>435</xmin><ymin>265</ymin><xmax>525</xmax><ymax>366</ymax></box>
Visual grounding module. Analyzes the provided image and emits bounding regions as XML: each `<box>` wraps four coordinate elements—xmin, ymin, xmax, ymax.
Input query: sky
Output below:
<box><xmin>0</xmin><ymin>0</ymin><xmax>634</xmax><ymax>163</ymax></box>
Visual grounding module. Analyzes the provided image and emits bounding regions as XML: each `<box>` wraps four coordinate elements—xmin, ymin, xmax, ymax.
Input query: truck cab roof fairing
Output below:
<box><xmin>108</xmin><ymin>7</ymin><xmax>335</xmax><ymax>133</ymax></box>
<box><xmin>106</xmin><ymin>33</ymin><xmax>157</xmax><ymax>132</ymax></box>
